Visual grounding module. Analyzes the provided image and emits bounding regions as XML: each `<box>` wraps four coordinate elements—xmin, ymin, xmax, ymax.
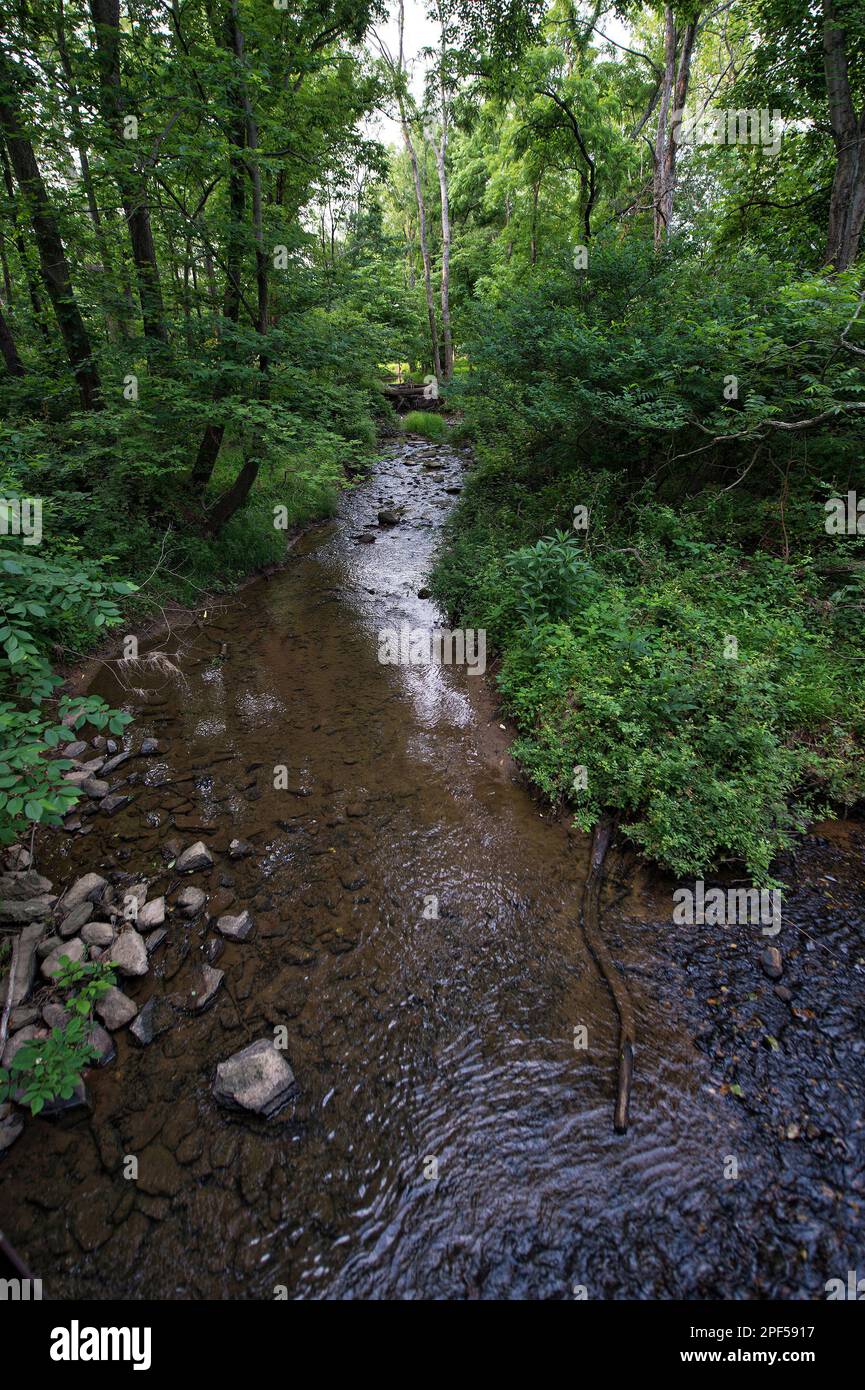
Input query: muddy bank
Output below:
<box><xmin>0</xmin><ymin>436</ymin><xmax>863</xmax><ymax>1300</ymax></box>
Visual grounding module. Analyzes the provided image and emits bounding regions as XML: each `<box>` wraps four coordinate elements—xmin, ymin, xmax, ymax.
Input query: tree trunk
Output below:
<box><xmin>822</xmin><ymin>0</ymin><xmax>865</xmax><ymax>271</ymax></box>
<box><xmin>658</xmin><ymin>16</ymin><xmax>698</xmax><ymax>240</ymax></box>
<box><xmin>432</xmin><ymin>133</ymin><xmax>452</xmax><ymax>378</ymax></box>
<box><xmin>89</xmin><ymin>0</ymin><xmax>168</xmax><ymax>345</ymax></box>
<box><xmin>188</xmin><ymin>0</ymin><xmax>248</xmax><ymax>494</ymax></box>
<box><xmin>0</xmin><ymin>54</ymin><xmax>101</xmax><ymax>408</ymax></box>
<box><xmin>206</xmin><ymin>0</ymin><xmax>268</xmax><ymax>536</ymax></box>
<box><xmin>530</xmin><ymin>177</ymin><xmax>540</xmax><ymax>264</ymax></box>
<box><xmin>432</xmin><ymin>4</ymin><xmax>453</xmax><ymax>380</ymax></box>
<box><xmin>0</xmin><ymin>299</ymin><xmax>24</xmax><ymax>375</ymax></box>
<box><xmin>652</xmin><ymin>6</ymin><xmax>677</xmax><ymax>249</ymax></box>
<box><xmin>396</xmin><ymin>2</ymin><xmax>441</xmax><ymax>382</ymax></box>
<box><xmin>0</xmin><ymin>137</ymin><xmax>50</xmax><ymax>343</ymax></box>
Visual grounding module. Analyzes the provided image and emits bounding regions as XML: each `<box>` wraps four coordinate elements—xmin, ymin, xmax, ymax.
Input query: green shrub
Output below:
<box><xmin>432</xmin><ymin>260</ymin><xmax>865</xmax><ymax>886</ymax></box>
<box><xmin>402</xmin><ymin>410</ymin><xmax>450</xmax><ymax>440</ymax></box>
<box><xmin>0</xmin><ymin>955</ymin><xmax>116</xmax><ymax>1115</ymax></box>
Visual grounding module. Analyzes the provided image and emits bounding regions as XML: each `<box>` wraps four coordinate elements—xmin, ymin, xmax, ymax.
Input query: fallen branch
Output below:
<box><xmin>0</xmin><ymin>931</ymin><xmax>21</xmax><ymax>1057</ymax></box>
<box><xmin>579</xmin><ymin>816</ymin><xmax>636</xmax><ymax>1134</ymax></box>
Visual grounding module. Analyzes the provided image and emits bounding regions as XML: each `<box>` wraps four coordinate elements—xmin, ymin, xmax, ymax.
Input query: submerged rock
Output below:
<box><xmin>228</xmin><ymin>839</ymin><xmax>254</xmax><ymax>860</ymax></box>
<box><xmin>129</xmin><ymin>995</ymin><xmax>176</xmax><ymax>1047</ymax></box>
<box><xmin>100</xmin><ymin>750</ymin><xmax>132</xmax><ymax>776</ymax></box>
<box><xmin>217</xmin><ymin>910</ymin><xmax>253</xmax><ymax>941</ymax></box>
<box><xmin>176</xmin><ymin>885</ymin><xmax>206</xmax><ymax>916</ymax></box>
<box><xmin>88</xmin><ymin>1022</ymin><xmax>116</xmax><ymax>1066</ymax></box>
<box><xmin>213</xmin><ymin>1039</ymin><xmax>296</xmax><ymax>1118</ymax></box>
<box><xmin>177</xmin><ymin>841</ymin><xmax>213</xmax><ymax>873</ymax></box>
<box><xmin>0</xmin><ymin>1105</ymin><xmax>24</xmax><ymax>1155</ymax></box>
<box><xmin>171</xmin><ymin>963</ymin><xmax>223</xmax><ymax>1014</ymax></box>
<box><xmin>82</xmin><ymin>776</ymin><xmax>109</xmax><ymax>799</ymax></box>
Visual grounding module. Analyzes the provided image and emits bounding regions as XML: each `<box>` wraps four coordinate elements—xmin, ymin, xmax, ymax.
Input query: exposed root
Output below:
<box><xmin>579</xmin><ymin>816</ymin><xmax>636</xmax><ymax>1134</ymax></box>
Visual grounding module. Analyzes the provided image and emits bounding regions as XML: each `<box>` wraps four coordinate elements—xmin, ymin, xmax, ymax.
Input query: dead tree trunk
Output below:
<box><xmin>579</xmin><ymin>817</ymin><xmax>636</xmax><ymax>1135</ymax></box>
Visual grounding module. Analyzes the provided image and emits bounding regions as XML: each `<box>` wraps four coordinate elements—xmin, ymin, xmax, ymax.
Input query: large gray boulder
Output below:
<box><xmin>213</xmin><ymin>1039</ymin><xmax>296</xmax><ymax>1118</ymax></box>
<box><xmin>0</xmin><ymin>896</ymin><xmax>55</xmax><ymax>925</ymax></box>
<box><xmin>137</xmin><ymin>896</ymin><xmax>165</xmax><ymax>929</ymax></box>
<box><xmin>40</xmin><ymin>935</ymin><xmax>86</xmax><ymax>981</ymax></box>
<box><xmin>95</xmin><ymin>986</ymin><xmax>138</xmax><ymax>1030</ymax></box>
<box><xmin>109</xmin><ymin>929</ymin><xmax>148</xmax><ymax>978</ymax></box>
<box><xmin>59</xmin><ymin>900</ymin><xmax>93</xmax><ymax>938</ymax></box>
<box><xmin>0</xmin><ymin>871</ymin><xmax>53</xmax><ymax>901</ymax></box>
<box><xmin>82</xmin><ymin>921</ymin><xmax>115</xmax><ymax>948</ymax></box>
<box><xmin>60</xmin><ymin>873</ymin><xmax>107</xmax><ymax>912</ymax></box>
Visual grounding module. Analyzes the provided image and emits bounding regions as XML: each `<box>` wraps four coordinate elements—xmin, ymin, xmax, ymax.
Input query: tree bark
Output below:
<box><xmin>206</xmin><ymin>0</ymin><xmax>268</xmax><ymax>536</ymax></box>
<box><xmin>0</xmin><ymin>299</ymin><xmax>24</xmax><ymax>375</ymax></box>
<box><xmin>431</xmin><ymin>1</ymin><xmax>453</xmax><ymax>379</ymax></box>
<box><xmin>822</xmin><ymin>0</ymin><xmax>865</xmax><ymax>271</ymax></box>
<box><xmin>89</xmin><ymin>0</ymin><xmax>168</xmax><ymax>345</ymax></box>
<box><xmin>0</xmin><ymin>137</ymin><xmax>51</xmax><ymax>343</ymax></box>
<box><xmin>56</xmin><ymin>0</ymin><xmax>124</xmax><ymax>341</ymax></box>
<box><xmin>396</xmin><ymin>2</ymin><xmax>441</xmax><ymax>382</ymax></box>
<box><xmin>0</xmin><ymin>54</ymin><xmax>101</xmax><ymax>408</ymax></box>
<box><xmin>658</xmin><ymin>15</ymin><xmax>698</xmax><ymax>240</ymax></box>
<box><xmin>189</xmin><ymin>0</ymin><xmax>248</xmax><ymax>494</ymax></box>
<box><xmin>652</xmin><ymin>6</ymin><xmax>677</xmax><ymax>249</ymax></box>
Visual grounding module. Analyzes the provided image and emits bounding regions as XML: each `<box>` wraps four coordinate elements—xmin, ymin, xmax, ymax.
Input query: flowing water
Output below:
<box><xmin>1</xmin><ymin>437</ymin><xmax>862</xmax><ymax>1299</ymax></box>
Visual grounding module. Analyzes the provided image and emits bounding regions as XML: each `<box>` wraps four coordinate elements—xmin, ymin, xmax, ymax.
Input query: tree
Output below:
<box><xmin>0</xmin><ymin>43</ymin><xmax>101</xmax><ymax>408</ymax></box>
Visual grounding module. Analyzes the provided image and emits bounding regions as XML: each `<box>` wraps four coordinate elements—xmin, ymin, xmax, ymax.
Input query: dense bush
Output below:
<box><xmin>434</xmin><ymin>243</ymin><xmax>865</xmax><ymax>883</ymax></box>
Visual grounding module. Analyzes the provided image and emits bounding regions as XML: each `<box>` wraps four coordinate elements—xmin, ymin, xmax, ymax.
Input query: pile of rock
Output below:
<box><xmin>0</xmin><ymin>824</ymin><xmax>272</xmax><ymax>1156</ymax></box>
<box><xmin>55</xmin><ymin>735</ymin><xmax>160</xmax><ymax>834</ymax></box>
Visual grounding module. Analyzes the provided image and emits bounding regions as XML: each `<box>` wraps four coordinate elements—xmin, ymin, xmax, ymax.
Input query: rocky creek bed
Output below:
<box><xmin>0</xmin><ymin>437</ymin><xmax>863</xmax><ymax>1299</ymax></box>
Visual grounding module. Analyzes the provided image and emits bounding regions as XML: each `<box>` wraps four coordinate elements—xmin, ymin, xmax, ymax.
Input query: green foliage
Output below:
<box><xmin>434</xmin><ymin>244</ymin><xmax>865</xmax><ymax>881</ymax></box>
<box><xmin>0</xmin><ymin>695</ymin><xmax>130</xmax><ymax>844</ymax></box>
<box><xmin>0</xmin><ymin>955</ymin><xmax>116</xmax><ymax>1115</ymax></box>
<box><xmin>402</xmin><ymin>410</ymin><xmax>450</xmax><ymax>440</ymax></box>
<box><xmin>508</xmin><ymin>529</ymin><xmax>600</xmax><ymax>631</ymax></box>
<box><xmin>0</xmin><ymin>539</ymin><xmax>134</xmax><ymax>843</ymax></box>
